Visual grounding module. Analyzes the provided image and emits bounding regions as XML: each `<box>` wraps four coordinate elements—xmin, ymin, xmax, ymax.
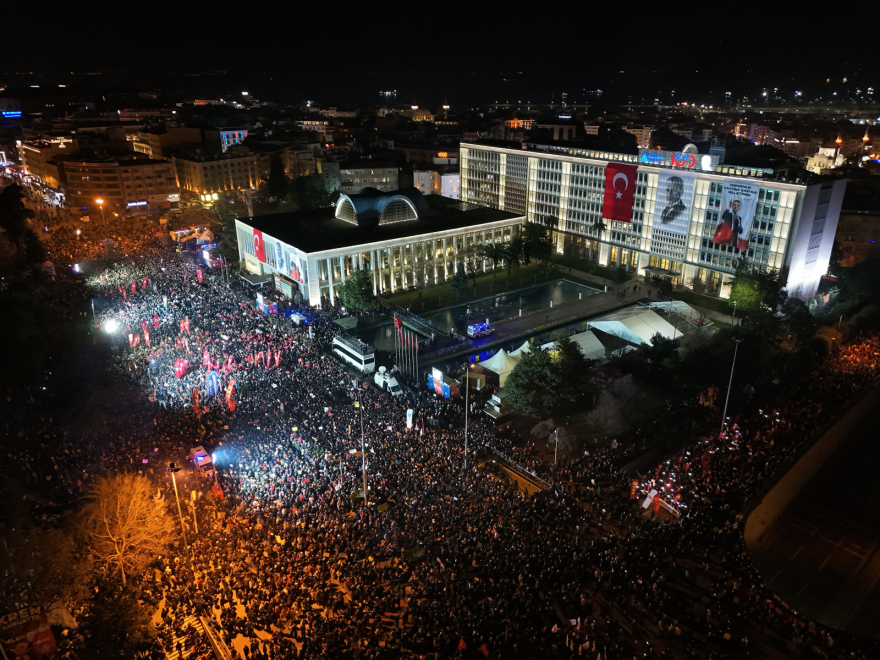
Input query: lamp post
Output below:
<box><xmin>95</xmin><ymin>198</ymin><xmax>108</xmax><ymax>237</ymax></box>
<box><xmin>76</xmin><ymin>228</ymin><xmax>81</xmax><ymax>241</ymax></box>
<box><xmin>463</xmin><ymin>365</ymin><xmax>475</xmax><ymax>471</ymax></box>
<box><xmin>554</xmin><ymin>428</ymin><xmax>560</xmax><ymax>465</ymax></box>
<box><xmin>167</xmin><ymin>463</ymin><xmax>189</xmax><ymax>551</ymax></box>
<box><xmin>357</xmin><ymin>389</ymin><xmax>368</xmax><ymax>506</ymax></box>
<box><xmin>732</xmin><ymin>300</ymin><xmax>738</xmax><ymax>327</ymax></box>
<box><xmin>720</xmin><ymin>339</ymin><xmax>742</xmax><ymax>434</ymax></box>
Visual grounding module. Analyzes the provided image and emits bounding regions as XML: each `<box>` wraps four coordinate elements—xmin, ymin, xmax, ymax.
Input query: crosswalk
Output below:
<box><xmin>164</xmin><ymin>615</ymin><xmax>206</xmax><ymax>660</ymax></box>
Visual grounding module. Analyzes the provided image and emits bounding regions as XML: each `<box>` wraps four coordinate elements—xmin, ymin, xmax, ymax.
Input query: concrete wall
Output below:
<box><xmin>744</xmin><ymin>384</ymin><xmax>880</xmax><ymax>550</ymax></box>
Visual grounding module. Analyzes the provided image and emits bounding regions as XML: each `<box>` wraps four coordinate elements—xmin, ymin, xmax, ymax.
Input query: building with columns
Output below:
<box><xmin>459</xmin><ymin>141</ymin><xmax>845</xmax><ymax>300</ymax></box>
<box><xmin>234</xmin><ymin>188</ymin><xmax>524</xmax><ymax>307</ymax></box>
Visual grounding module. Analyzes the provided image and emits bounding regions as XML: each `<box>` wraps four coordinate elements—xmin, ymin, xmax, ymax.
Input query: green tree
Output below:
<box><xmin>23</xmin><ymin>229</ymin><xmax>47</xmax><ymax>265</ymax></box>
<box><xmin>267</xmin><ymin>153</ymin><xmax>290</xmax><ymax>199</ymax></box>
<box><xmin>522</xmin><ymin>222</ymin><xmax>553</xmax><ymax>265</ymax></box>
<box><xmin>451</xmin><ymin>261</ymin><xmax>469</xmax><ymax>300</ymax></box>
<box><xmin>336</xmin><ymin>268</ymin><xmax>374</xmax><ymax>310</ymax></box>
<box><xmin>463</xmin><ymin>244</ymin><xmax>484</xmax><ymax>287</ymax></box>
<box><xmin>504</xmin><ymin>347</ymin><xmax>557</xmax><ymax>415</ymax></box>
<box><xmin>478</xmin><ymin>242</ymin><xmax>505</xmax><ymax>278</ymax></box>
<box><xmin>505</xmin><ymin>338</ymin><xmax>591</xmax><ymax>415</ymax></box>
<box><xmin>502</xmin><ymin>235</ymin><xmax>524</xmax><ymax>279</ymax></box>
<box><xmin>215</xmin><ymin>196</ymin><xmax>248</xmax><ymax>261</ymax></box>
<box><xmin>78</xmin><ymin>579</ymin><xmax>163</xmax><ymax>659</ymax></box>
<box><xmin>0</xmin><ymin>184</ymin><xmax>35</xmax><ymax>258</ymax></box>
<box><xmin>411</xmin><ymin>251</ymin><xmax>428</xmax><ymax>292</ymax></box>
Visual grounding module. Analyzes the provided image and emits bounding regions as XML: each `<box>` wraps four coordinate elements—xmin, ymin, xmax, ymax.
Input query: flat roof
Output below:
<box><xmin>237</xmin><ymin>195</ymin><xmax>521</xmax><ymax>254</ymax></box>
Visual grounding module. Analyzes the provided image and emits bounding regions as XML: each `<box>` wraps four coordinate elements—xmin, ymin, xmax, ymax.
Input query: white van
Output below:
<box><xmin>374</xmin><ymin>367</ymin><xmax>403</xmax><ymax>396</ymax></box>
<box><xmin>332</xmin><ymin>335</ymin><xmax>376</xmax><ymax>373</ymax></box>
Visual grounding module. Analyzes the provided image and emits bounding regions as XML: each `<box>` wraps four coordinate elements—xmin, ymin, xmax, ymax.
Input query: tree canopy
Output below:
<box><xmin>504</xmin><ymin>337</ymin><xmax>592</xmax><ymax>415</ymax></box>
<box><xmin>79</xmin><ymin>474</ymin><xmax>175</xmax><ymax>585</ymax></box>
<box><xmin>336</xmin><ymin>268</ymin><xmax>374</xmax><ymax>310</ymax></box>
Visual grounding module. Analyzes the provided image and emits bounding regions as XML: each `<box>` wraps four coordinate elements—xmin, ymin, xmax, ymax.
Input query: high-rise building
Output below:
<box><xmin>459</xmin><ymin>142</ymin><xmax>845</xmax><ymax>300</ymax></box>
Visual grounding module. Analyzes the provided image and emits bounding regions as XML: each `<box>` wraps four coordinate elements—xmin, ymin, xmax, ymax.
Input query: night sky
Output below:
<box><xmin>4</xmin><ymin>1</ymin><xmax>877</xmax><ymax>105</ymax></box>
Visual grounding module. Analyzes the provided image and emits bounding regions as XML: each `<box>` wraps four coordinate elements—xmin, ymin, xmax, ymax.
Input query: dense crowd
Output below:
<box><xmin>4</xmin><ymin>212</ymin><xmax>880</xmax><ymax>660</ymax></box>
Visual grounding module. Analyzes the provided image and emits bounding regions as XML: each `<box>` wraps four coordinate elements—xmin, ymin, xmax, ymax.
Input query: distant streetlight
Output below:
<box><xmin>76</xmin><ymin>228</ymin><xmax>81</xmax><ymax>240</ymax></box>
<box><xmin>167</xmin><ymin>463</ymin><xmax>189</xmax><ymax>550</ymax></box>
<box><xmin>464</xmin><ymin>365</ymin><xmax>477</xmax><ymax>471</ymax></box>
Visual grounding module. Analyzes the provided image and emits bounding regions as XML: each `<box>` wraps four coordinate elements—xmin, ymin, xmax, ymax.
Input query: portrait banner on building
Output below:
<box><xmin>602</xmin><ymin>163</ymin><xmax>639</xmax><ymax>222</ymax></box>
<box><xmin>1</xmin><ymin>606</ymin><xmax>58</xmax><ymax>658</ymax></box>
<box><xmin>653</xmin><ymin>171</ymin><xmax>696</xmax><ymax>237</ymax></box>
<box><xmin>711</xmin><ymin>179</ymin><xmax>760</xmax><ymax>250</ymax></box>
<box><xmin>274</xmin><ymin>241</ymin><xmax>287</xmax><ymax>275</ymax></box>
<box><xmin>289</xmin><ymin>252</ymin><xmax>306</xmax><ymax>284</ymax></box>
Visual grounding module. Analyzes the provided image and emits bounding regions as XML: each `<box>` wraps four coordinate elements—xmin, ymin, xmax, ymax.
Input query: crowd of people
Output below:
<box><xmin>4</xmin><ymin>209</ymin><xmax>880</xmax><ymax>660</ymax></box>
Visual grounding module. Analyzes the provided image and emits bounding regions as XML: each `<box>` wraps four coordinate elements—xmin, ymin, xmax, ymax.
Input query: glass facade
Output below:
<box><xmin>460</xmin><ymin>143</ymin><xmax>841</xmax><ymax>299</ymax></box>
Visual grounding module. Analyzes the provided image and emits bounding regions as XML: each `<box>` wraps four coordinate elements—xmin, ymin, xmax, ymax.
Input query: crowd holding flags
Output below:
<box><xmin>394</xmin><ymin>314</ymin><xmax>420</xmax><ymax>380</ymax></box>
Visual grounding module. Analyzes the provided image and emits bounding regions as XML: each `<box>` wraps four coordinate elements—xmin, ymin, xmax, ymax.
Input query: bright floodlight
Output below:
<box><xmin>103</xmin><ymin>319</ymin><xmax>119</xmax><ymax>333</ymax></box>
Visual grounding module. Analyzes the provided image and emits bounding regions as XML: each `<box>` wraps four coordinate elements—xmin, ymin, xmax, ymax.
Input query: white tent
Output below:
<box><xmin>480</xmin><ymin>349</ymin><xmax>520</xmax><ymax>387</ymax></box>
<box><xmin>588</xmin><ymin>309</ymin><xmax>677</xmax><ymax>346</ymax></box>
<box><xmin>508</xmin><ymin>341</ymin><xmax>532</xmax><ymax>358</ymax></box>
<box><xmin>566</xmin><ymin>330</ymin><xmax>606</xmax><ymax>360</ymax></box>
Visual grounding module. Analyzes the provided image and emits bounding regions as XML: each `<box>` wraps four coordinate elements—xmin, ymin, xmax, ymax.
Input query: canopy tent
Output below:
<box><xmin>644</xmin><ymin>300</ymin><xmax>701</xmax><ymax>322</ymax></box>
<box><xmin>566</xmin><ymin>330</ymin><xmax>606</xmax><ymax>360</ymax></box>
<box><xmin>480</xmin><ymin>348</ymin><xmax>520</xmax><ymax>387</ymax></box>
<box><xmin>334</xmin><ymin>316</ymin><xmax>359</xmax><ymax>330</ymax></box>
<box><xmin>588</xmin><ymin>309</ymin><xmax>677</xmax><ymax>346</ymax></box>
<box><xmin>508</xmin><ymin>341</ymin><xmax>532</xmax><ymax>358</ymax></box>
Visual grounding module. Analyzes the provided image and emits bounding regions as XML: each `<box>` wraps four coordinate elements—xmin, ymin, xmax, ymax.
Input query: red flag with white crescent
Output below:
<box><xmin>602</xmin><ymin>162</ymin><xmax>639</xmax><ymax>222</ymax></box>
<box><xmin>252</xmin><ymin>229</ymin><xmax>267</xmax><ymax>263</ymax></box>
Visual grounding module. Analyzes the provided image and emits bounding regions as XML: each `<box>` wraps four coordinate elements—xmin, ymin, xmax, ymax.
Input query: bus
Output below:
<box><xmin>332</xmin><ymin>335</ymin><xmax>376</xmax><ymax>373</ymax></box>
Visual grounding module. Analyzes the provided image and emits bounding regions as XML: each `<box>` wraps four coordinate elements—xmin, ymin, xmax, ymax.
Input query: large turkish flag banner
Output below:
<box><xmin>252</xmin><ymin>229</ymin><xmax>267</xmax><ymax>263</ymax></box>
<box><xmin>602</xmin><ymin>163</ymin><xmax>639</xmax><ymax>223</ymax></box>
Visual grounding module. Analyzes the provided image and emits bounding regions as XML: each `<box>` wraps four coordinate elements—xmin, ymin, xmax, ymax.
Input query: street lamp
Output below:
<box><xmin>356</xmin><ymin>389</ymin><xmax>368</xmax><ymax>506</ymax></box>
<box><xmin>554</xmin><ymin>428</ymin><xmax>560</xmax><ymax>465</ymax></box>
<box><xmin>95</xmin><ymin>198</ymin><xmax>109</xmax><ymax>237</ymax></box>
<box><xmin>720</xmin><ymin>339</ymin><xmax>743</xmax><ymax>434</ymax></box>
<box><xmin>102</xmin><ymin>319</ymin><xmax>119</xmax><ymax>333</ymax></box>
<box><xmin>167</xmin><ymin>463</ymin><xmax>189</xmax><ymax>550</ymax></box>
<box><xmin>463</xmin><ymin>365</ymin><xmax>476</xmax><ymax>471</ymax></box>
<box><xmin>76</xmin><ymin>228</ymin><xmax>81</xmax><ymax>240</ymax></box>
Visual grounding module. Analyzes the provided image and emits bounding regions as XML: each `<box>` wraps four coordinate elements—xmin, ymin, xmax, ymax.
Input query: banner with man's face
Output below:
<box><xmin>711</xmin><ymin>180</ymin><xmax>760</xmax><ymax>250</ymax></box>
<box><xmin>274</xmin><ymin>241</ymin><xmax>287</xmax><ymax>274</ymax></box>
<box><xmin>289</xmin><ymin>251</ymin><xmax>306</xmax><ymax>284</ymax></box>
<box><xmin>653</xmin><ymin>172</ymin><xmax>695</xmax><ymax>237</ymax></box>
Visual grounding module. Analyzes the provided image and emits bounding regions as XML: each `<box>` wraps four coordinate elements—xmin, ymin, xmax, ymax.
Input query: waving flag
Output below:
<box><xmin>602</xmin><ymin>162</ymin><xmax>639</xmax><ymax>222</ymax></box>
<box><xmin>252</xmin><ymin>229</ymin><xmax>267</xmax><ymax>263</ymax></box>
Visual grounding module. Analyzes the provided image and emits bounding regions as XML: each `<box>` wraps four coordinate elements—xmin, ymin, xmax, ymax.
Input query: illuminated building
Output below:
<box><xmin>460</xmin><ymin>141</ymin><xmax>846</xmax><ymax>300</ymax></box>
<box><xmin>235</xmin><ymin>189</ymin><xmax>523</xmax><ymax>306</ymax></box>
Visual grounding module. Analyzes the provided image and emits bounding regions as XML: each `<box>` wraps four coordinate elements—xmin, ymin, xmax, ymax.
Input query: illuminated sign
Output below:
<box><xmin>2</xmin><ymin>111</ymin><xmax>22</xmax><ymax>118</ymax></box>
<box><xmin>437</xmin><ymin>152</ymin><xmax>449</xmax><ymax>158</ymax></box>
<box><xmin>640</xmin><ymin>152</ymin><xmax>665</xmax><ymax>164</ymax></box>
<box><xmin>671</xmin><ymin>153</ymin><xmax>696</xmax><ymax>169</ymax></box>
<box><xmin>127</xmin><ymin>200</ymin><xmax>148</xmax><ymax>207</ymax></box>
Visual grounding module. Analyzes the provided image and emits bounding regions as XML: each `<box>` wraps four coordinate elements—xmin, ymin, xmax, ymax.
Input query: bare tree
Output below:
<box><xmin>80</xmin><ymin>474</ymin><xmax>175</xmax><ymax>586</ymax></box>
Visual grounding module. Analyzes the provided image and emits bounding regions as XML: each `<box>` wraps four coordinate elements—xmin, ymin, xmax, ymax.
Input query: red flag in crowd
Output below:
<box><xmin>197</xmin><ymin>269</ymin><xmax>203</xmax><ymax>284</ymax></box>
<box><xmin>653</xmin><ymin>493</ymin><xmax>661</xmax><ymax>516</ymax></box>
<box><xmin>601</xmin><ymin>162</ymin><xmax>639</xmax><ymax>222</ymax></box>
<box><xmin>457</xmin><ymin>638</ymin><xmax>467</xmax><ymax>651</ymax></box>
<box><xmin>479</xmin><ymin>643</ymin><xmax>489</xmax><ymax>657</ymax></box>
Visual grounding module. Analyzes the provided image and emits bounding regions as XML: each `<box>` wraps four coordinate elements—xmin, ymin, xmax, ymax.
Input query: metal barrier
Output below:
<box><xmin>199</xmin><ymin>616</ymin><xmax>234</xmax><ymax>660</ymax></box>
